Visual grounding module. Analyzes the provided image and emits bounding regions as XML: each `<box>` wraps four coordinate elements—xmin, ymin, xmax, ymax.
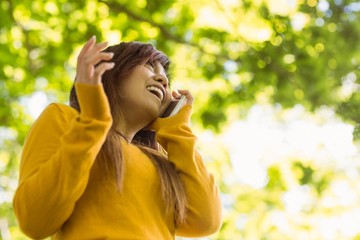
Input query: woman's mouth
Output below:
<box><xmin>146</xmin><ymin>86</ymin><xmax>164</xmax><ymax>102</ymax></box>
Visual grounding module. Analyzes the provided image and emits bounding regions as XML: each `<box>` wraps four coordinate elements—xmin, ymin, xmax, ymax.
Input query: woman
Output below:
<box><xmin>13</xmin><ymin>36</ymin><xmax>222</xmax><ymax>239</ymax></box>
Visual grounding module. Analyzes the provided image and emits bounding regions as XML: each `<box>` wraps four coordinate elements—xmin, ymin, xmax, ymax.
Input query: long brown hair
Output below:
<box><xmin>69</xmin><ymin>42</ymin><xmax>187</xmax><ymax>224</ymax></box>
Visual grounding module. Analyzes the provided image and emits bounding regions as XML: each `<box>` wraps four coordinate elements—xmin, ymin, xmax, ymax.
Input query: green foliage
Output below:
<box><xmin>266</xmin><ymin>165</ymin><xmax>287</xmax><ymax>191</ymax></box>
<box><xmin>1</xmin><ymin>0</ymin><xmax>360</xmax><ymax>239</ymax></box>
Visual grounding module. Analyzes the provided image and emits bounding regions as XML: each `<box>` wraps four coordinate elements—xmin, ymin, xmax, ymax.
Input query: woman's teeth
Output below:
<box><xmin>146</xmin><ymin>86</ymin><xmax>164</xmax><ymax>101</ymax></box>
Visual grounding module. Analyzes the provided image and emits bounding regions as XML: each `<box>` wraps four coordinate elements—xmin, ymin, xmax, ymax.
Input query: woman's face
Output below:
<box><xmin>117</xmin><ymin>61</ymin><xmax>172</xmax><ymax>121</ymax></box>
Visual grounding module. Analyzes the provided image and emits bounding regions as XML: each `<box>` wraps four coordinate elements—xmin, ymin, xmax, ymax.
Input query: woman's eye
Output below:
<box><xmin>145</xmin><ymin>64</ymin><xmax>154</xmax><ymax>72</ymax></box>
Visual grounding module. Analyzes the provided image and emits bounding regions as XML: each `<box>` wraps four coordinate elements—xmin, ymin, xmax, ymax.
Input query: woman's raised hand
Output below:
<box><xmin>76</xmin><ymin>36</ymin><xmax>114</xmax><ymax>85</ymax></box>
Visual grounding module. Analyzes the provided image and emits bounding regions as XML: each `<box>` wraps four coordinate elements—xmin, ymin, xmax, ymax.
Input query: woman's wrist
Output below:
<box><xmin>148</xmin><ymin>105</ymin><xmax>192</xmax><ymax>132</ymax></box>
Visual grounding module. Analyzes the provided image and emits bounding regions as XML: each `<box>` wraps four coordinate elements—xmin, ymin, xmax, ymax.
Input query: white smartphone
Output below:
<box><xmin>161</xmin><ymin>95</ymin><xmax>187</xmax><ymax>118</ymax></box>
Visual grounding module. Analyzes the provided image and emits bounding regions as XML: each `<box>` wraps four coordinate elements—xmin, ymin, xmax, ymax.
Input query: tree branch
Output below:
<box><xmin>100</xmin><ymin>0</ymin><xmax>230</xmax><ymax>61</ymax></box>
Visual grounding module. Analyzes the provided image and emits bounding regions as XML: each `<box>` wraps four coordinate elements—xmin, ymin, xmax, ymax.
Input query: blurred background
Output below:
<box><xmin>1</xmin><ymin>0</ymin><xmax>360</xmax><ymax>239</ymax></box>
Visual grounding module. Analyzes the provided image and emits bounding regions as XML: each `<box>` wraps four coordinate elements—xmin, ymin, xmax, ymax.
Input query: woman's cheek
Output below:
<box><xmin>166</xmin><ymin>91</ymin><xmax>173</xmax><ymax>103</ymax></box>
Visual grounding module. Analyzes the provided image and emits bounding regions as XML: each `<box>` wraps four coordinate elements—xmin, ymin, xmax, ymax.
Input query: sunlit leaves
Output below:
<box><xmin>1</xmin><ymin>0</ymin><xmax>360</xmax><ymax>238</ymax></box>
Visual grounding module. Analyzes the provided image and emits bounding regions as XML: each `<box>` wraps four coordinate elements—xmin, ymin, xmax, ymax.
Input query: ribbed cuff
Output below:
<box><xmin>150</xmin><ymin>105</ymin><xmax>192</xmax><ymax>131</ymax></box>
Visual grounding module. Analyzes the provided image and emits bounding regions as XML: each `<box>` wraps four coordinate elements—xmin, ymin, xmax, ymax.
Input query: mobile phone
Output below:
<box><xmin>161</xmin><ymin>95</ymin><xmax>187</xmax><ymax>118</ymax></box>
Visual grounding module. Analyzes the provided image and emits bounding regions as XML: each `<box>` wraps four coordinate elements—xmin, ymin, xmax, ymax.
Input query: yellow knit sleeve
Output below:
<box><xmin>13</xmin><ymin>83</ymin><xmax>112</xmax><ymax>239</ymax></box>
<box><xmin>149</xmin><ymin>106</ymin><xmax>222</xmax><ymax>237</ymax></box>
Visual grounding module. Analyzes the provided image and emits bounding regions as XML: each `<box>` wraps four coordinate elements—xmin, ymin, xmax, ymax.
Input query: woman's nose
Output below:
<box><xmin>154</xmin><ymin>74</ymin><xmax>169</xmax><ymax>89</ymax></box>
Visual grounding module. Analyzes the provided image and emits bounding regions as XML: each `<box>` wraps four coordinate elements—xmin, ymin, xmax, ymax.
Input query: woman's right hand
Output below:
<box><xmin>76</xmin><ymin>36</ymin><xmax>114</xmax><ymax>85</ymax></box>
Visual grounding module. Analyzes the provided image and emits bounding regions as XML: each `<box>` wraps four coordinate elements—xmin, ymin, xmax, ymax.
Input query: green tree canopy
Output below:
<box><xmin>1</xmin><ymin>0</ymin><xmax>360</xmax><ymax>239</ymax></box>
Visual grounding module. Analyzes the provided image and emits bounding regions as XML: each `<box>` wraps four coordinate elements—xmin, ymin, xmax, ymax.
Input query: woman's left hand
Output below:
<box><xmin>172</xmin><ymin>89</ymin><xmax>193</xmax><ymax>106</ymax></box>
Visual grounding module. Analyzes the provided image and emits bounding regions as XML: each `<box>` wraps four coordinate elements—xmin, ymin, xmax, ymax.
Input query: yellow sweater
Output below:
<box><xmin>13</xmin><ymin>83</ymin><xmax>222</xmax><ymax>239</ymax></box>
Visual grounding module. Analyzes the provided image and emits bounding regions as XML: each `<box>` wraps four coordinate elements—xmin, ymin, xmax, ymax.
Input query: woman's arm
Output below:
<box><xmin>150</xmin><ymin>105</ymin><xmax>222</xmax><ymax>237</ymax></box>
<box><xmin>13</xmin><ymin>37</ymin><xmax>114</xmax><ymax>239</ymax></box>
<box><xmin>13</xmin><ymin>84</ymin><xmax>112</xmax><ymax>239</ymax></box>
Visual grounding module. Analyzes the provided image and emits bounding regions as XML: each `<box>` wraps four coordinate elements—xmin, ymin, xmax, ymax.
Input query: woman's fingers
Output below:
<box><xmin>76</xmin><ymin>38</ymin><xmax>114</xmax><ymax>85</ymax></box>
<box><xmin>175</xmin><ymin>89</ymin><xmax>193</xmax><ymax>105</ymax></box>
<box><xmin>93</xmin><ymin>62</ymin><xmax>115</xmax><ymax>82</ymax></box>
<box><xmin>78</xmin><ymin>41</ymin><xmax>109</xmax><ymax>66</ymax></box>
<box><xmin>86</xmin><ymin>41</ymin><xmax>109</xmax><ymax>57</ymax></box>
<box><xmin>84</xmin><ymin>52</ymin><xmax>114</xmax><ymax>67</ymax></box>
<box><xmin>77</xmin><ymin>36</ymin><xmax>96</xmax><ymax>60</ymax></box>
<box><xmin>172</xmin><ymin>90</ymin><xmax>181</xmax><ymax>99</ymax></box>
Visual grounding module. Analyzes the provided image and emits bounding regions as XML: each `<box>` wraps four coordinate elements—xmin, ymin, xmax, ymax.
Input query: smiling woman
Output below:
<box><xmin>12</xmin><ymin>37</ymin><xmax>222</xmax><ymax>239</ymax></box>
